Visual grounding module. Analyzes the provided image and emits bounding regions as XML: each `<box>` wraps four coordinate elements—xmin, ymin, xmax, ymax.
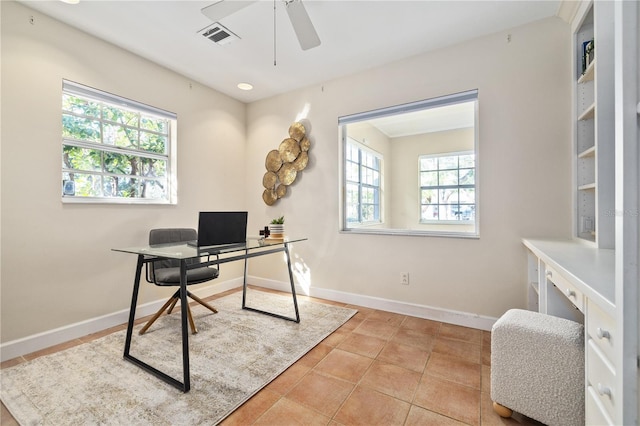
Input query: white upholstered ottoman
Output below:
<box><xmin>490</xmin><ymin>309</ymin><xmax>584</xmax><ymax>426</ymax></box>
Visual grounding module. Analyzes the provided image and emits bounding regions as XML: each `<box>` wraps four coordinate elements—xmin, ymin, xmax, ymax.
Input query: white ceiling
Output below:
<box><xmin>19</xmin><ymin>0</ymin><xmax>561</xmax><ymax>104</ymax></box>
<box><xmin>369</xmin><ymin>100</ymin><xmax>476</xmax><ymax>138</ymax></box>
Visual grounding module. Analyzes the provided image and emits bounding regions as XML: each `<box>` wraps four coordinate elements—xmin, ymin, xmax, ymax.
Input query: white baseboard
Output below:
<box><xmin>2</xmin><ymin>276</ymin><xmax>497</xmax><ymax>362</ymax></box>
<box><xmin>248</xmin><ymin>276</ymin><xmax>498</xmax><ymax>331</ymax></box>
<box><xmin>0</xmin><ymin>278</ymin><xmax>243</xmax><ymax>362</ymax></box>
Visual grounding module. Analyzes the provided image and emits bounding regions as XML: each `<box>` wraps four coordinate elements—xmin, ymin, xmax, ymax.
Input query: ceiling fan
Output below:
<box><xmin>201</xmin><ymin>0</ymin><xmax>321</xmax><ymax>51</ymax></box>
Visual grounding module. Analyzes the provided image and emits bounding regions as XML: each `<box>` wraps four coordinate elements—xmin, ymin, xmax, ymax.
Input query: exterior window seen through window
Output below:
<box><xmin>345</xmin><ymin>139</ymin><xmax>382</xmax><ymax>225</ymax></box>
<box><xmin>420</xmin><ymin>152</ymin><xmax>475</xmax><ymax>222</ymax></box>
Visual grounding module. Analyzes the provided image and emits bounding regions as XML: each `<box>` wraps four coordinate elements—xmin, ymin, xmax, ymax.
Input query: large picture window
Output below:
<box><xmin>345</xmin><ymin>139</ymin><xmax>382</xmax><ymax>225</ymax></box>
<box><xmin>420</xmin><ymin>152</ymin><xmax>475</xmax><ymax>222</ymax></box>
<box><xmin>61</xmin><ymin>80</ymin><xmax>177</xmax><ymax>203</ymax></box>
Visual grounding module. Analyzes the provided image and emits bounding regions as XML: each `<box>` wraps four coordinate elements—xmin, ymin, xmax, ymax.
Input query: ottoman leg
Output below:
<box><xmin>493</xmin><ymin>401</ymin><xmax>513</xmax><ymax>418</ymax></box>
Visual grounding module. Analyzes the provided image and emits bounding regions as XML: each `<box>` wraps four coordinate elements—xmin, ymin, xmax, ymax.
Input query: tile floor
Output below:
<box><xmin>1</xmin><ymin>288</ymin><xmax>542</xmax><ymax>425</ymax></box>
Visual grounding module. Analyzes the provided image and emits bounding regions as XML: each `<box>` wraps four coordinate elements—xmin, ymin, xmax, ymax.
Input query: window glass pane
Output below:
<box><xmin>440</xmin><ymin>188</ymin><xmax>459</xmax><ymax>204</ymax></box>
<box><xmin>103</xmin><ymin>124</ymin><xmax>139</xmax><ymax>148</ymax></box>
<box><xmin>421</xmin><ymin>171</ymin><xmax>438</xmax><ymax>186</ymax></box>
<box><xmin>346</xmin><ymin>161</ymin><xmax>359</xmax><ymax>182</ymax></box>
<box><xmin>439</xmin><ymin>170</ymin><xmax>458</xmax><ymax>186</ymax></box>
<box><xmin>140</xmin><ymin>116</ymin><xmax>168</xmax><ymax>133</ymax></box>
<box><xmin>346</xmin><ymin>183</ymin><xmax>359</xmax><ymax>219</ymax></box>
<box><xmin>102</xmin><ymin>176</ymin><xmax>117</xmax><ymax>197</ymax></box>
<box><xmin>362</xmin><ymin>187</ymin><xmax>373</xmax><ymax>203</ymax></box>
<box><xmin>420</xmin><ymin>157</ymin><xmax>437</xmax><ymax>171</ymax></box>
<box><xmin>421</xmin><ymin>189</ymin><xmax>437</xmax><ymax>204</ymax></box>
<box><xmin>67</xmin><ymin>172</ymin><xmax>103</xmax><ymax>197</ymax></box>
<box><xmin>459</xmin><ymin>154</ymin><xmax>474</xmax><ymax>168</ymax></box>
<box><xmin>459</xmin><ymin>168</ymin><xmax>475</xmax><ymax>185</ymax></box>
<box><xmin>372</xmin><ymin>170</ymin><xmax>380</xmax><ymax>186</ymax></box>
<box><xmin>346</xmin><ymin>144</ymin><xmax>358</xmax><ymax>161</ymax></box>
<box><xmin>456</xmin><ymin>205</ymin><xmax>475</xmax><ymax>221</ymax></box>
<box><xmin>63</xmin><ymin>145</ymin><xmax>102</xmax><ymax>172</ymax></box>
<box><xmin>103</xmin><ymin>105</ymin><xmax>139</xmax><ymax>127</ymax></box>
<box><xmin>439</xmin><ymin>205</ymin><xmax>458</xmax><ymax>221</ymax></box>
<box><xmin>362</xmin><ymin>204</ymin><xmax>376</xmax><ymax>222</ymax></box>
<box><xmin>114</xmin><ymin>177</ymin><xmax>139</xmax><ymax>198</ymax></box>
<box><xmin>62</xmin><ymin>114</ymin><xmax>101</xmax><ymax>142</ymax></box>
<box><xmin>104</xmin><ymin>152</ymin><xmax>137</xmax><ymax>175</ymax></box>
<box><xmin>460</xmin><ymin>187</ymin><xmax>475</xmax><ymax>203</ymax></box>
<box><xmin>373</xmin><ymin>157</ymin><xmax>380</xmax><ymax>171</ymax></box>
<box><xmin>363</xmin><ymin>152</ymin><xmax>372</xmax><ymax>168</ymax></box>
<box><xmin>139</xmin><ymin>132</ymin><xmax>167</xmax><ymax>154</ymax></box>
<box><xmin>62</xmin><ymin>94</ymin><xmax>100</xmax><ymax>117</ymax></box>
<box><xmin>438</xmin><ymin>156</ymin><xmax>458</xmax><ymax>170</ymax></box>
<box><xmin>140</xmin><ymin>158</ymin><xmax>167</xmax><ymax>178</ymax></box>
<box><xmin>141</xmin><ymin>179</ymin><xmax>167</xmax><ymax>199</ymax></box>
<box><xmin>421</xmin><ymin>204</ymin><xmax>438</xmax><ymax>221</ymax></box>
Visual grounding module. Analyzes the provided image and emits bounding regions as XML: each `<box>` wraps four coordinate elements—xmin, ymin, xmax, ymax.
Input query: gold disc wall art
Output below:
<box><xmin>261</xmin><ymin>121</ymin><xmax>312</xmax><ymax>205</ymax></box>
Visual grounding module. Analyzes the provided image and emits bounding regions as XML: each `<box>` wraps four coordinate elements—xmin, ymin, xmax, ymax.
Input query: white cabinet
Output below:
<box><xmin>523</xmin><ymin>239</ymin><xmax>618</xmax><ymax>424</ymax></box>
<box><xmin>586</xmin><ymin>300</ymin><xmax>617</xmax><ymax>423</ymax></box>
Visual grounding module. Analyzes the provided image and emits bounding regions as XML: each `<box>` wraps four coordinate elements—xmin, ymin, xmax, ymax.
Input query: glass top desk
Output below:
<box><xmin>112</xmin><ymin>237</ymin><xmax>307</xmax><ymax>392</ymax></box>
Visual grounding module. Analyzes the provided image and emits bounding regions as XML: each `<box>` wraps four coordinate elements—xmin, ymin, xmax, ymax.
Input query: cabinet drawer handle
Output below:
<box><xmin>596</xmin><ymin>327</ymin><xmax>611</xmax><ymax>340</ymax></box>
<box><xmin>597</xmin><ymin>383</ymin><xmax>612</xmax><ymax>399</ymax></box>
<box><xmin>565</xmin><ymin>288</ymin><xmax>576</xmax><ymax>298</ymax></box>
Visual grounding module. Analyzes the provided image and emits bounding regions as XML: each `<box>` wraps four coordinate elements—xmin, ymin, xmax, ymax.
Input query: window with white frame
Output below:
<box><xmin>420</xmin><ymin>151</ymin><xmax>475</xmax><ymax>222</ymax></box>
<box><xmin>339</xmin><ymin>89</ymin><xmax>478</xmax><ymax>237</ymax></box>
<box><xmin>61</xmin><ymin>80</ymin><xmax>177</xmax><ymax>203</ymax></box>
<box><xmin>345</xmin><ymin>138</ymin><xmax>382</xmax><ymax>225</ymax></box>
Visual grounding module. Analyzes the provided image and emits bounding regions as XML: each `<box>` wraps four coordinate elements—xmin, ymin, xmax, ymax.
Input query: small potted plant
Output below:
<box><xmin>269</xmin><ymin>216</ymin><xmax>285</xmax><ymax>238</ymax></box>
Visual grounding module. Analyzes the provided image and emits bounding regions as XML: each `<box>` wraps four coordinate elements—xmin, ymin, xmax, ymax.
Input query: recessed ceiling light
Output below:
<box><xmin>237</xmin><ymin>83</ymin><xmax>253</xmax><ymax>91</ymax></box>
<box><xmin>60</xmin><ymin>0</ymin><xmax>80</xmax><ymax>4</ymax></box>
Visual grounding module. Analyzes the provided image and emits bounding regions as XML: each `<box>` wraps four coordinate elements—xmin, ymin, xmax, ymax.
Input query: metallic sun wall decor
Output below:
<box><xmin>262</xmin><ymin>122</ymin><xmax>311</xmax><ymax>205</ymax></box>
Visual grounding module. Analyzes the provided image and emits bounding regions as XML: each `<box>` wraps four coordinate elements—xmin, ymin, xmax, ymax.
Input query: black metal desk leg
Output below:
<box><xmin>124</xmin><ymin>254</ymin><xmax>144</xmax><ymax>357</ymax></box>
<box><xmin>179</xmin><ymin>260</ymin><xmax>191</xmax><ymax>392</ymax></box>
<box><xmin>284</xmin><ymin>243</ymin><xmax>300</xmax><ymax>323</ymax></box>
<box><xmin>242</xmin><ymin>248</ymin><xmax>249</xmax><ymax>309</ymax></box>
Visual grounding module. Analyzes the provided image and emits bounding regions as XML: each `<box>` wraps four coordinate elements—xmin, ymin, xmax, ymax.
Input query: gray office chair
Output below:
<box><xmin>139</xmin><ymin>228</ymin><xmax>219</xmax><ymax>335</ymax></box>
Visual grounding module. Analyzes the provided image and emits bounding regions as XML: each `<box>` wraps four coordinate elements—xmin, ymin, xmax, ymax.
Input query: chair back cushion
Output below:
<box><xmin>149</xmin><ymin>228</ymin><xmax>217</xmax><ymax>285</ymax></box>
<box><xmin>149</xmin><ymin>228</ymin><xmax>196</xmax><ymax>269</ymax></box>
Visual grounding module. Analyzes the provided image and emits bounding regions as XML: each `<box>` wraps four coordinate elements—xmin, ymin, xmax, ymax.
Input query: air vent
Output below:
<box><xmin>198</xmin><ymin>22</ymin><xmax>240</xmax><ymax>46</ymax></box>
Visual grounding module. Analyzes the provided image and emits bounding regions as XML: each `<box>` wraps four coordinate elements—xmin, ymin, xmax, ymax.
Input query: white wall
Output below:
<box><xmin>245</xmin><ymin>16</ymin><xmax>572</xmax><ymax>320</ymax></box>
<box><xmin>0</xmin><ymin>1</ymin><xmax>247</xmax><ymax>343</ymax></box>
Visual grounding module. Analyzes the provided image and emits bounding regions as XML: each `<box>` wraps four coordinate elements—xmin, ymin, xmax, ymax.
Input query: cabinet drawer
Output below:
<box><xmin>546</xmin><ymin>265</ymin><xmax>584</xmax><ymax>312</ymax></box>
<box><xmin>587</xmin><ymin>385</ymin><xmax>614</xmax><ymax>425</ymax></box>
<box><xmin>587</xmin><ymin>300</ymin><xmax>616</xmax><ymax>362</ymax></box>
<box><xmin>587</xmin><ymin>339</ymin><xmax>616</xmax><ymax>420</ymax></box>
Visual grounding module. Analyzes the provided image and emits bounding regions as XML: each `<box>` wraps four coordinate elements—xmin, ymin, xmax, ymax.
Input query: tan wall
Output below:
<box><xmin>1</xmin><ymin>1</ymin><xmax>247</xmax><ymax>342</ymax></box>
<box><xmin>390</xmin><ymin>127</ymin><xmax>476</xmax><ymax>231</ymax></box>
<box><xmin>245</xmin><ymin>16</ymin><xmax>572</xmax><ymax>319</ymax></box>
<box><xmin>1</xmin><ymin>3</ymin><xmax>573</xmax><ymax>343</ymax></box>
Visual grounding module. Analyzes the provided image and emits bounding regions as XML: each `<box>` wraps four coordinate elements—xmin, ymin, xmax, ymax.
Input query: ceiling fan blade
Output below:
<box><xmin>201</xmin><ymin>0</ymin><xmax>258</xmax><ymax>22</ymax></box>
<box><xmin>284</xmin><ymin>0</ymin><xmax>321</xmax><ymax>51</ymax></box>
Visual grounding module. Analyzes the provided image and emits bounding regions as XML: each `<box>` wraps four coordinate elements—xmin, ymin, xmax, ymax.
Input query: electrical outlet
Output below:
<box><xmin>581</xmin><ymin>216</ymin><xmax>594</xmax><ymax>234</ymax></box>
<box><xmin>400</xmin><ymin>272</ymin><xmax>409</xmax><ymax>285</ymax></box>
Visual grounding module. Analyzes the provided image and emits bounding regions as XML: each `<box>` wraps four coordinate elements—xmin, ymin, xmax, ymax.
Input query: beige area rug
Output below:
<box><xmin>1</xmin><ymin>289</ymin><xmax>357</xmax><ymax>425</ymax></box>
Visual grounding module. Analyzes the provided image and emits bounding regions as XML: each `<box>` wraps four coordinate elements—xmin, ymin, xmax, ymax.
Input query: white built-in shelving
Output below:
<box><xmin>573</xmin><ymin>1</ymin><xmax>614</xmax><ymax>248</ymax></box>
